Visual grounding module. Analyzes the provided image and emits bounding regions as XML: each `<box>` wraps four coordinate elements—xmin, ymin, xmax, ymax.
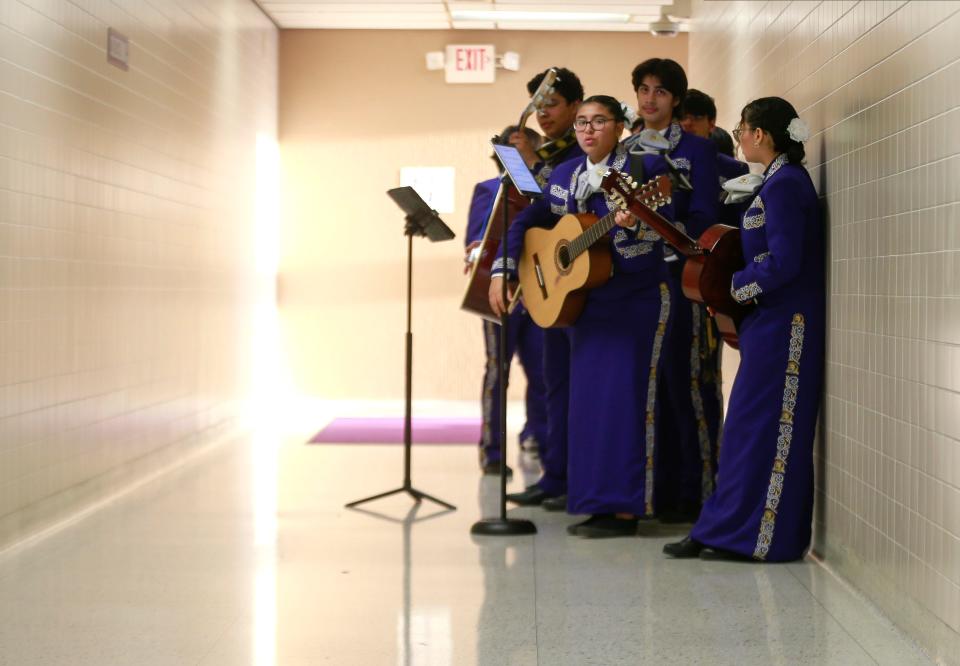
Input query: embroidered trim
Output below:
<box><xmin>672</xmin><ymin>157</ymin><xmax>691</xmax><ymax>172</ymax></box>
<box><xmin>481</xmin><ymin>320</ymin><xmax>498</xmax><ymax>450</ymax></box>
<box><xmin>732</xmin><ymin>281</ymin><xmax>762</xmax><ymax>303</ymax></box>
<box><xmin>549</xmin><ymin>184</ymin><xmax>568</xmax><ymax>200</ymax></box>
<box><xmin>618</xmin><ymin>241</ymin><xmax>654</xmax><ymax>259</ymax></box>
<box><xmin>644</xmin><ymin>282</ymin><xmax>671</xmax><ymax>517</ymax></box>
<box><xmin>610</xmin><ymin>143</ymin><xmax>628</xmax><ymax>173</ymax></box>
<box><xmin>667</xmin><ymin>121</ymin><xmax>682</xmax><ymax>152</ymax></box>
<box><xmin>764</xmin><ymin>153</ymin><xmax>788</xmax><ymax>182</ymax></box>
<box><xmin>537</xmin><ymin>164</ymin><xmax>554</xmax><ymax>187</ymax></box>
<box><xmin>550</xmin><ymin>203</ymin><xmax>567</xmax><ymax>215</ymax></box>
<box><xmin>569</xmin><ymin>162</ymin><xmax>585</xmax><ymax>213</ymax></box>
<box><xmin>753</xmin><ymin>252</ymin><xmax>770</xmax><ymax>263</ymax></box>
<box><xmin>688</xmin><ymin>303</ymin><xmax>714</xmax><ymax>501</ymax></box>
<box><xmin>754</xmin><ymin>313</ymin><xmax>805</xmax><ymax>560</ymax></box>
<box><xmin>743</xmin><ymin>211</ymin><xmax>765</xmax><ymax>230</ymax></box>
<box><xmin>638</xmin><ymin>226</ymin><xmax>661</xmax><ymax>242</ymax></box>
<box><xmin>490</xmin><ymin>257</ymin><xmax>516</xmax><ymax>276</ymax></box>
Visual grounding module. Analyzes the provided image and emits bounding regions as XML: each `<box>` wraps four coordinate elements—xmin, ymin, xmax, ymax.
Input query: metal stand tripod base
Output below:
<box><xmin>470</xmin><ymin>517</ymin><xmax>537</xmax><ymax>536</ymax></box>
<box><xmin>346</xmin><ymin>485</ymin><xmax>456</xmax><ymax>511</ymax></box>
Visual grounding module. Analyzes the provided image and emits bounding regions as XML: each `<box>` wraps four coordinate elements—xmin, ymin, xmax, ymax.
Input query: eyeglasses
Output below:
<box><xmin>574</xmin><ymin>117</ymin><xmax>613</xmax><ymax>132</ymax></box>
<box><xmin>732</xmin><ymin>124</ymin><xmax>751</xmax><ymax>142</ymax></box>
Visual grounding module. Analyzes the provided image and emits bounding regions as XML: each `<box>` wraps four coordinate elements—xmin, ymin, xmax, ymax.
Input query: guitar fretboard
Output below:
<box><xmin>567</xmin><ymin>210</ymin><xmax>620</xmax><ymax>262</ymax></box>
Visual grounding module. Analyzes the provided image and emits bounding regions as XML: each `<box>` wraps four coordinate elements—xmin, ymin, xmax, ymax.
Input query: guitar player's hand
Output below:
<box><xmin>463</xmin><ymin>241</ymin><xmax>481</xmax><ymax>274</ymax></box>
<box><xmin>614</xmin><ymin>211</ymin><xmax>637</xmax><ymax>228</ymax></box>
<box><xmin>508</xmin><ymin>131</ymin><xmax>538</xmax><ymax>167</ymax></box>
<box><xmin>488</xmin><ymin>276</ymin><xmax>515</xmax><ymax>316</ymax></box>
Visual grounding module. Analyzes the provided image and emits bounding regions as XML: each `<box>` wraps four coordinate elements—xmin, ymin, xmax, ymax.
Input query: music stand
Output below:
<box><xmin>470</xmin><ymin>144</ymin><xmax>541</xmax><ymax>537</ymax></box>
<box><xmin>345</xmin><ymin>186</ymin><xmax>456</xmax><ymax>511</ymax></box>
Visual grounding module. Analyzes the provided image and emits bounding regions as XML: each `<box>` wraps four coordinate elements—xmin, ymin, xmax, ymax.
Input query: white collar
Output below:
<box><xmin>586</xmin><ymin>153</ymin><xmax>610</xmax><ymax>172</ymax></box>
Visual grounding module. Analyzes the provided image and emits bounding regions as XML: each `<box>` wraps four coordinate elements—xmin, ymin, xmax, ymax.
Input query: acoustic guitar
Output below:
<box><xmin>460</xmin><ymin>69</ymin><xmax>559</xmax><ymax>322</ymax></box>
<box><xmin>517</xmin><ymin>174</ymin><xmax>672</xmax><ymax>328</ymax></box>
<box><xmin>600</xmin><ymin>169</ymin><xmax>753</xmax><ymax>348</ymax></box>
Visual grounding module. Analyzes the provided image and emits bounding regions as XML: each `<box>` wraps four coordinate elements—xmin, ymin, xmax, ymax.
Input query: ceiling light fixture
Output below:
<box><xmin>450</xmin><ymin>10</ymin><xmax>630</xmax><ymax>23</ymax></box>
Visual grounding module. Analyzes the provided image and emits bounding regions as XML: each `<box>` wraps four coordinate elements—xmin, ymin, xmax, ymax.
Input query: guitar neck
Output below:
<box><xmin>623</xmin><ymin>199</ymin><xmax>702</xmax><ymax>258</ymax></box>
<box><xmin>567</xmin><ymin>210</ymin><xmax>620</xmax><ymax>262</ymax></box>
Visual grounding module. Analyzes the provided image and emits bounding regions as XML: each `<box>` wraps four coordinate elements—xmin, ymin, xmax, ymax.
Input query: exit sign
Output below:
<box><xmin>444</xmin><ymin>44</ymin><xmax>495</xmax><ymax>84</ymax></box>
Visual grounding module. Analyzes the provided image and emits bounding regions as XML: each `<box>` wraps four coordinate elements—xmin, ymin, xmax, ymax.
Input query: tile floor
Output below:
<box><xmin>0</xmin><ymin>402</ymin><xmax>934</xmax><ymax>665</ymax></box>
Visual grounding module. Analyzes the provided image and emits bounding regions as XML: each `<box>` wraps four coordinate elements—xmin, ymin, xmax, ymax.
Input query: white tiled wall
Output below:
<box><xmin>0</xmin><ymin>0</ymin><xmax>277</xmax><ymax>550</ymax></box>
<box><xmin>691</xmin><ymin>1</ymin><xmax>960</xmax><ymax>661</ymax></box>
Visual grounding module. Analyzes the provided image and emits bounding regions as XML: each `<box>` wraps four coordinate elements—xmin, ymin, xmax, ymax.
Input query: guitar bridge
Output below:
<box><xmin>532</xmin><ymin>253</ymin><xmax>548</xmax><ymax>300</ymax></box>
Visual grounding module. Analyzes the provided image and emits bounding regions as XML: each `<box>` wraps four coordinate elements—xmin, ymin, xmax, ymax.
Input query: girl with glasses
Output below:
<box><xmin>489</xmin><ymin>95</ymin><xmax>673</xmax><ymax>538</ymax></box>
<box><xmin>664</xmin><ymin>97</ymin><xmax>825</xmax><ymax>562</ymax></box>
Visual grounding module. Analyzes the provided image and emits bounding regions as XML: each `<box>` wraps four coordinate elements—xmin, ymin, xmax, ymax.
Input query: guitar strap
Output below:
<box><xmin>627</xmin><ymin>149</ymin><xmax>646</xmax><ymax>185</ymax></box>
<box><xmin>535</xmin><ymin>128</ymin><xmax>577</xmax><ymax>162</ymax></box>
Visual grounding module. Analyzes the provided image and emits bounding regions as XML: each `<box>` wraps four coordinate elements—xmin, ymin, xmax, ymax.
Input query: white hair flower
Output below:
<box><xmin>621</xmin><ymin>103</ymin><xmax>639</xmax><ymax>128</ymax></box>
<box><xmin>787</xmin><ymin>117</ymin><xmax>810</xmax><ymax>143</ymax></box>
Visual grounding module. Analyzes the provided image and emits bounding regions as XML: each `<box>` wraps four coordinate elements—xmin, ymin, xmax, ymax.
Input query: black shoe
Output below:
<box><xmin>576</xmin><ymin>515</ymin><xmax>640</xmax><ymax>539</ymax></box>
<box><xmin>699</xmin><ymin>546</ymin><xmax>753</xmax><ymax>562</ymax></box>
<box><xmin>505</xmin><ymin>485</ymin><xmax>551</xmax><ymax>506</ymax></box>
<box><xmin>566</xmin><ymin>514</ymin><xmax>609</xmax><ymax>535</ymax></box>
<box><xmin>540</xmin><ymin>494</ymin><xmax>568</xmax><ymax>512</ymax></box>
<box><xmin>481</xmin><ymin>462</ymin><xmax>513</xmax><ymax>477</ymax></box>
<box><xmin>663</xmin><ymin>536</ymin><xmax>704</xmax><ymax>558</ymax></box>
<box><xmin>658</xmin><ymin>504</ymin><xmax>701</xmax><ymax>524</ymax></box>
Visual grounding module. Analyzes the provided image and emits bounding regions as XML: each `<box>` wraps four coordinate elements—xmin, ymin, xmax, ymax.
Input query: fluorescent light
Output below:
<box><xmin>451</xmin><ymin>10</ymin><xmax>630</xmax><ymax>23</ymax></box>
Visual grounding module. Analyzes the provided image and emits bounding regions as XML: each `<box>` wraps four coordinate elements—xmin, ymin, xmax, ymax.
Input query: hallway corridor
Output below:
<box><xmin>0</xmin><ymin>404</ymin><xmax>932</xmax><ymax>665</ymax></box>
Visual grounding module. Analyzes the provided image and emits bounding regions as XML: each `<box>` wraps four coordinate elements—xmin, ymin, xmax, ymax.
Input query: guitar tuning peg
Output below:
<box><xmin>631</xmin><ymin>182</ymin><xmax>638</xmax><ymax>190</ymax></box>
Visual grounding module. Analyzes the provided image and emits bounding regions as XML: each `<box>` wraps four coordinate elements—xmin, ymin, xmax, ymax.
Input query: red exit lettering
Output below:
<box><xmin>455</xmin><ymin>47</ymin><xmax>486</xmax><ymax>71</ymax></box>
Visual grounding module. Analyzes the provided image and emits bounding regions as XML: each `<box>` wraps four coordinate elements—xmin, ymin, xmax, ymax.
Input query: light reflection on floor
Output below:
<box><xmin>0</xmin><ymin>399</ymin><xmax>933</xmax><ymax>665</ymax></box>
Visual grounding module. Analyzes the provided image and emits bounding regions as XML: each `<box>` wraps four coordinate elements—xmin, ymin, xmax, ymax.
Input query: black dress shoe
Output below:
<box><xmin>540</xmin><ymin>494</ymin><xmax>568</xmax><ymax>512</ymax></box>
<box><xmin>699</xmin><ymin>546</ymin><xmax>753</xmax><ymax>562</ymax></box>
<box><xmin>566</xmin><ymin>514</ymin><xmax>609</xmax><ymax>535</ymax></box>
<box><xmin>481</xmin><ymin>462</ymin><xmax>513</xmax><ymax>477</ymax></box>
<box><xmin>662</xmin><ymin>536</ymin><xmax>704</xmax><ymax>558</ymax></box>
<box><xmin>576</xmin><ymin>515</ymin><xmax>639</xmax><ymax>539</ymax></box>
<box><xmin>505</xmin><ymin>485</ymin><xmax>550</xmax><ymax>505</ymax></box>
<box><xmin>658</xmin><ymin>503</ymin><xmax>701</xmax><ymax>524</ymax></box>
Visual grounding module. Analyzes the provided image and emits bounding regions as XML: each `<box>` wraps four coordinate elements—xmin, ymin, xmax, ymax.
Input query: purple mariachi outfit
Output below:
<box><xmin>691</xmin><ymin>154</ymin><xmax>825</xmax><ymax>561</ymax></box>
<box><xmin>489</xmin><ymin>137</ymin><xmax>585</xmax><ymax>495</ymax></box>
<box><xmin>466</xmin><ymin>178</ymin><xmax>548</xmax><ymax>466</ymax></box>
<box><xmin>532</xmin><ymin>139</ymin><xmax>586</xmax><ymax>496</ymax></box>
<box><xmin>494</xmin><ymin>145</ymin><xmax>671</xmax><ymax>515</ymax></box>
<box><xmin>628</xmin><ymin>123</ymin><xmax>723</xmax><ymax>515</ymax></box>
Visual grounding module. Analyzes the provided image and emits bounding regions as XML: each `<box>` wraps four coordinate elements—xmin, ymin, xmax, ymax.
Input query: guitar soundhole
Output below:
<box><xmin>555</xmin><ymin>242</ymin><xmax>573</xmax><ymax>275</ymax></box>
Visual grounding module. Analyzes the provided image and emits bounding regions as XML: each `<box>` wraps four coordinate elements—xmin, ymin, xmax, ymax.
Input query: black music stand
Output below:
<box><xmin>345</xmin><ymin>186</ymin><xmax>456</xmax><ymax>511</ymax></box>
<box><xmin>470</xmin><ymin>144</ymin><xmax>541</xmax><ymax>537</ymax></box>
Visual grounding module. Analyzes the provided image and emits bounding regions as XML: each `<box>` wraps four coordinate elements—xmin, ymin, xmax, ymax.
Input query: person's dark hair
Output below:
<box><xmin>740</xmin><ymin>96</ymin><xmax>805</xmax><ymax>164</ymax></box>
<box><xmin>497</xmin><ymin>125</ymin><xmax>542</xmax><ymax>147</ymax></box>
<box><xmin>527</xmin><ymin>67</ymin><xmax>584</xmax><ymax>104</ymax></box>
<box><xmin>710</xmin><ymin>127</ymin><xmax>735</xmax><ymax>158</ymax></box>
<box><xmin>581</xmin><ymin>95</ymin><xmax>626</xmax><ymax>123</ymax></box>
<box><xmin>630</xmin><ymin>58</ymin><xmax>687</xmax><ymax>117</ymax></box>
<box><xmin>491</xmin><ymin>125</ymin><xmax>542</xmax><ymax>167</ymax></box>
<box><xmin>682</xmin><ymin>89</ymin><xmax>717</xmax><ymax>120</ymax></box>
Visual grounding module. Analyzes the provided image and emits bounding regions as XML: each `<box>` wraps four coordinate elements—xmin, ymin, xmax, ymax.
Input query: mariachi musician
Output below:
<box><xmin>501</xmin><ymin>67</ymin><xmax>587</xmax><ymax>510</ymax></box>
<box><xmin>665</xmin><ymin>97</ymin><xmax>825</xmax><ymax>562</ymax></box>
<box><xmin>465</xmin><ymin>126</ymin><xmax>548</xmax><ymax>475</ymax></box>
<box><xmin>490</xmin><ymin>95</ymin><xmax>673</xmax><ymax>538</ymax></box>
<box><xmin>625</xmin><ymin>59</ymin><xmax>722</xmax><ymax>525</ymax></box>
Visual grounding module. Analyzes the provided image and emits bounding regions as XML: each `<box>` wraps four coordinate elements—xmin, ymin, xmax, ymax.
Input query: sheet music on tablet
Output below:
<box><xmin>492</xmin><ymin>144</ymin><xmax>542</xmax><ymax>198</ymax></box>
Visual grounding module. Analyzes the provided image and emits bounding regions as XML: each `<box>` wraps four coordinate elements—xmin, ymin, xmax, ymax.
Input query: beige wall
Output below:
<box><xmin>0</xmin><ymin>0</ymin><xmax>277</xmax><ymax>550</ymax></box>
<box><xmin>278</xmin><ymin>29</ymin><xmax>687</xmax><ymax>401</ymax></box>
<box><xmin>691</xmin><ymin>1</ymin><xmax>960</xmax><ymax>662</ymax></box>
